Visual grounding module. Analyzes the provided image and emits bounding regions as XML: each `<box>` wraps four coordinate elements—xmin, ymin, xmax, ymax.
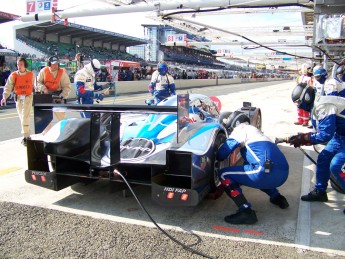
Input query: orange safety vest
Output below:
<box><xmin>43</xmin><ymin>67</ymin><xmax>65</xmax><ymax>91</ymax></box>
<box><xmin>12</xmin><ymin>71</ymin><xmax>34</xmax><ymax>95</ymax></box>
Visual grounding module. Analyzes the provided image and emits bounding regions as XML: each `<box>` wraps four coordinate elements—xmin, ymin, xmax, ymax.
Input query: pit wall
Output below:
<box><xmin>67</xmin><ymin>77</ymin><xmax>289</xmax><ymax>99</ymax></box>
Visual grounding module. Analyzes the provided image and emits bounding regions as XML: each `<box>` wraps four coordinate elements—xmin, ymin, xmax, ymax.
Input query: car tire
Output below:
<box><xmin>254</xmin><ymin>109</ymin><xmax>262</xmax><ymax>130</ymax></box>
<box><xmin>218</xmin><ymin>111</ymin><xmax>232</xmax><ymax>127</ymax></box>
<box><xmin>210</xmin><ymin>132</ymin><xmax>227</xmax><ymax>192</ymax></box>
<box><xmin>330</xmin><ymin>174</ymin><xmax>345</xmax><ymax>194</ymax></box>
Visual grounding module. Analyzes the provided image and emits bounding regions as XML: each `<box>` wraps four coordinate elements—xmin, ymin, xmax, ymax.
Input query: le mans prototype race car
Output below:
<box><xmin>25</xmin><ymin>94</ymin><xmax>262</xmax><ymax>206</ymax></box>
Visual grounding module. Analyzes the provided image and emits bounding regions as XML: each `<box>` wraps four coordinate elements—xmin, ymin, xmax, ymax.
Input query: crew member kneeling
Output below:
<box><xmin>215</xmin><ymin>114</ymin><xmax>289</xmax><ymax>225</ymax></box>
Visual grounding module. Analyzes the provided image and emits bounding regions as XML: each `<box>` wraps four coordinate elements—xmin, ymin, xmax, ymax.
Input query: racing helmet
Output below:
<box><xmin>300</xmin><ymin>62</ymin><xmax>313</xmax><ymax>76</ymax></box>
<box><xmin>313</xmin><ymin>66</ymin><xmax>328</xmax><ymax>84</ymax></box>
<box><xmin>85</xmin><ymin>59</ymin><xmax>101</xmax><ymax>75</ymax></box>
<box><xmin>158</xmin><ymin>62</ymin><xmax>168</xmax><ymax>76</ymax></box>
<box><xmin>291</xmin><ymin>83</ymin><xmax>315</xmax><ymax>112</ymax></box>
<box><xmin>225</xmin><ymin>111</ymin><xmax>250</xmax><ymax>134</ymax></box>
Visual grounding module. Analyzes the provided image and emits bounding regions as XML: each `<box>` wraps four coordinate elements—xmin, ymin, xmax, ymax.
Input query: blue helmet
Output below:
<box><xmin>313</xmin><ymin>67</ymin><xmax>327</xmax><ymax>84</ymax></box>
<box><xmin>158</xmin><ymin>63</ymin><xmax>168</xmax><ymax>75</ymax></box>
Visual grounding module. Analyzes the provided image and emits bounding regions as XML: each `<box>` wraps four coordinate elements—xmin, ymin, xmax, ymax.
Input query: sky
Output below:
<box><xmin>0</xmin><ymin>0</ymin><xmax>310</xmax><ymax>66</ymax></box>
<box><xmin>0</xmin><ymin>0</ymin><xmax>305</xmax><ymax>39</ymax></box>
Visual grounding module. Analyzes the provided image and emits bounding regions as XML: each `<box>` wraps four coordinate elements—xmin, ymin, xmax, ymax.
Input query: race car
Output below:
<box><xmin>25</xmin><ymin>94</ymin><xmax>262</xmax><ymax>206</ymax></box>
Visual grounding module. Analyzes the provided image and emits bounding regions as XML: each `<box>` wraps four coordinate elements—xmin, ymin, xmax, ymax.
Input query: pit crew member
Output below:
<box><xmin>148</xmin><ymin>62</ymin><xmax>176</xmax><ymax>104</ymax></box>
<box><xmin>295</xmin><ymin>62</ymin><xmax>313</xmax><ymax>126</ymax></box>
<box><xmin>37</xmin><ymin>56</ymin><xmax>71</xmax><ymax>100</ymax></box>
<box><xmin>1</xmin><ymin>57</ymin><xmax>35</xmax><ymax>146</ymax></box>
<box><xmin>215</xmin><ymin>114</ymin><xmax>289</xmax><ymax>225</ymax></box>
<box><xmin>74</xmin><ymin>59</ymin><xmax>107</xmax><ymax>118</ymax></box>
<box><xmin>289</xmin><ymin>83</ymin><xmax>345</xmax><ymax>202</ymax></box>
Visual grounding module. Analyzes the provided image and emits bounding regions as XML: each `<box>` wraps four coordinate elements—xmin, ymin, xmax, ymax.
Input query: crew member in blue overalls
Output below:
<box><xmin>313</xmin><ymin>66</ymin><xmax>345</xmax><ymax>97</ymax></box>
<box><xmin>215</xmin><ymin>114</ymin><xmax>289</xmax><ymax>225</ymax></box>
<box><xmin>74</xmin><ymin>59</ymin><xmax>106</xmax><ymax>118</ymax></box>
<box><xmin>148</xmin><ymin>62</ymin><xmax>176</xmax><ymax>104</ymax></box>
<box><xmin>289</xmin><ymin>83</ymin><xmax>345</xmax><ymax>203</ymax></box>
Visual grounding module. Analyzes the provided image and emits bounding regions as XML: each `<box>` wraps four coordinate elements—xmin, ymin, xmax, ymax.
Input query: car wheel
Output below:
<box><xmin>330</xmin><ymin>174</ymin><xmax>345</xmax><ymax>194</ymax></box>
<box><xmin>210</xmin><ymin>132</ymin><xmax>227</xmax><ymax>192</ymax></box>
<box><xmin>218</xmin><ymin>111</ymin><xmax>232</xmax><ymax>127</ymax></box>
<box><xmin>254</xmin><ymin>109</ymin><xmax>262</xmax><ymax>130</ymax></box>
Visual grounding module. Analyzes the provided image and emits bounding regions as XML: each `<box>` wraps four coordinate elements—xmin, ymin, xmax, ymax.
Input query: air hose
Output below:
<box><xmin>113</xmin><ymin>169</ymin><xmax>216</xmax><ymax>259</ymax></box>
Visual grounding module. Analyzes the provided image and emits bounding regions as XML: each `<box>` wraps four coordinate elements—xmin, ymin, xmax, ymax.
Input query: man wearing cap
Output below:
<box><xmin>37</xmin><ymin>56</ymin><xmax>71</xmax><ymax>102</ymax></box>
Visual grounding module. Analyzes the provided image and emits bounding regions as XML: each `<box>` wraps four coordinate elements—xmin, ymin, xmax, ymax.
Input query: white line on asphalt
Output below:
<box><xmin>295</xmin><ymin>149</ymin><xmax>313</xmax><ymax>246</ymax></box>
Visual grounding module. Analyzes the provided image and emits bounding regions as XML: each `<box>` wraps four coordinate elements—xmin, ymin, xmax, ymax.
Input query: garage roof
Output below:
<box><xmin>0</xmin><ymin>11</ymin><xmax>20</xmax><ymax>24</ymax></box>
<box><xmin>16</xmin><ymin>20</ymin><xmax>147</xmax><ymax>47</ymax></box>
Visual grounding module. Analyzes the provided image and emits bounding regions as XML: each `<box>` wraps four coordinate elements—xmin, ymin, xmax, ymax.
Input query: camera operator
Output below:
<box><xmin>75</xmin><ymin>53</ymin><xmax>84</xmax><ymax>70</ymax></box>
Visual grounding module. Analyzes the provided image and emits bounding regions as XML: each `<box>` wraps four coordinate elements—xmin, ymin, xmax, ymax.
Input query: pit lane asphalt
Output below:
<box><xmin>0</xmin><ymin>81</ymin><xmax>344</xmax><ymax>258</ymax></box>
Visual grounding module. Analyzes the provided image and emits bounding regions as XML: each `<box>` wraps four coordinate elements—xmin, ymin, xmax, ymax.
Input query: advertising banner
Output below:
<box><xmin>26</xmin><ymin>0</ymin><xmax>58</xmax><ymax>14</ymax></box>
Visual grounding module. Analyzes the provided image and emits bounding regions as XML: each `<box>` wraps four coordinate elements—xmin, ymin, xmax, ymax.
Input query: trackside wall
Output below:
<box><xmin>67</xmin><ymin>78</ymin><xmax>290</xmax><ymax>100</ymax></box>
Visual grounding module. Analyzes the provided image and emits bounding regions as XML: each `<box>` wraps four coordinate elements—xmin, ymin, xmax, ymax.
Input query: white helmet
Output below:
<box><xmin>300</xmin><ymin>62</ymin><xmax>312</xmax><ymax>75</ymax></box>
<box><xmin>85</xmin><ymin>59</ymin><xmax>101</xmax><ymax>75</ymax></box>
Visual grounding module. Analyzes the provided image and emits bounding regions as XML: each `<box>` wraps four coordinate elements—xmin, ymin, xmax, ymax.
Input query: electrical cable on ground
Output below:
<box><xmin>113</xmin><ymin>169</ymin><xmax>216</xmax><ymax>259</ymax></box>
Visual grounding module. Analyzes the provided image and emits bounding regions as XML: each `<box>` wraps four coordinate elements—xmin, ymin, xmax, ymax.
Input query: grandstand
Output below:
<box><xmin>0</xmin><ymin>11</ymin><xmax>19</xmax><ymax>24</ymax></box>
<box><xmin>0</xmin><ymin>11</ymin><xmax>287</xmax><ymax>80</ymax></box>
<box><xmin>14</xmin><ymin>20</ymin><xmax>148</xmax><ymax>62</ymax></box>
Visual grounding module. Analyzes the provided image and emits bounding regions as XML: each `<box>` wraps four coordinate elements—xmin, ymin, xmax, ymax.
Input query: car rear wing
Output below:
<box><xmin>32</xmin><ymin>94</ymin><xmax>190</xmax><ymax>167</ymax></box>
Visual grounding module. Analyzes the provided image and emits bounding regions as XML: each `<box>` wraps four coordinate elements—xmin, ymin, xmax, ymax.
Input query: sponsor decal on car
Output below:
<box><xmin>120</xmin><ymin>138</ymin><xmax>155</xmax><ymax>161</ymax></box>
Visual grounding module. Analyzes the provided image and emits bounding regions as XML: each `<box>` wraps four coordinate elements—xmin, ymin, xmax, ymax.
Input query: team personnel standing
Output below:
<box><xmin>313</xmin><ymin>66</ymin><xmax>345</xmax><ymax>97</ymax></box>
<box><xmin>295</xmin><ymin>62</ymin><xmax>313</xmax><ymax>126</ymax></box>
<box><xmin>74</xmin><ymin>59</ymin><xmax>107</xmax><ymax>118</ymax></box>
<box><xmin>215</xmin><ymin>116</ymin><xmax>289</xmax><ymax>225</ymax></box>
<box><xmin>37</xmin><ymin>56</ymin><xmax>71</xmax><ymax>101</ymax></box>
<box><xmin>0</xmin><ymin>62</ymin><xmax>11</xmax><ymax>86</ymax></box>
<box><xmin>0</xmin><ymin>57</ymin><xmax>35</xmax><ymax>146</ymax></box>
<box><xmin>289</xmin><ymin>83</ymin><xmax>345</xmax><ymax>202</ymax></box>
<box><xmin>148</xmin><ymin>62</ymin><xmax>176</xmax><ymax>104</ymax></box>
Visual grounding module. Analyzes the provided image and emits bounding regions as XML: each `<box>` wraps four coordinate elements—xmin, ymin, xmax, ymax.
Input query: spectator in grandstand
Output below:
<box><xmin>148</xmin><ymin>62</ymin><xmax>176</xmax><ymax>104</ymax></box>
<box><xmin>0</xmin><ymin>57</ymin><xmax>35</xmax><ymax>146</ymax></box>
<box><xmin>0</xmin><ymin>62</ymin><xmax>11</xmax><ymax>86</ymax></box>
<box><xmin>37</xmin><ymin>56</ymin><xmax>71</xmax><ymax>102</ymax></box>
<box><xmin>74</xmin><ymin>59</ymin><xmax>108</xmax><ymax>118</ymax></box>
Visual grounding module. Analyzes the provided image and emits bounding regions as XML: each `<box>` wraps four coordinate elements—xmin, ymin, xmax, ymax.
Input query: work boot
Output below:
<box><xmin>270</xmin><ymin>194</ymin><xmax>289</xmax><ymax>209</ymax></box>
<box><xmin>301</xmin><ymin>189</ymin><xmax>328</xmax><ymax>202</ymax></box>
<box><xmin>224</xmin><ymin>208</ymin><xmax>258</xmax><ymax>225</ymax></box>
